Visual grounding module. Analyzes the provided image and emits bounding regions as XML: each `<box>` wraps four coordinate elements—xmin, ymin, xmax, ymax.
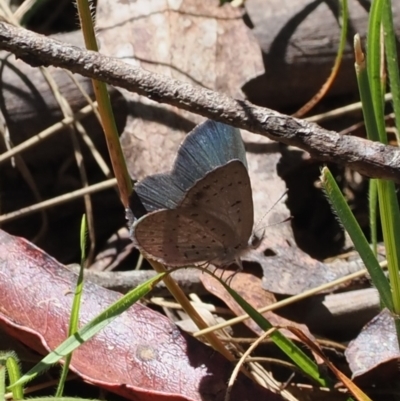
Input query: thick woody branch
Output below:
<box><xmin>1</xmin><ymin>22</ymin><xmax>400</xmax><ymax>182</ymax></box>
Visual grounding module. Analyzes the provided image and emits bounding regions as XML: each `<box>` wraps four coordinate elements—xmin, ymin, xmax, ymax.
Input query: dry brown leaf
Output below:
<box><xmin>96</xmin><ymin>0</ymin><xmax>264</xmax><ymax>180</ymax></box>
<box><xmin>345</xmin><ymin>308</ymin><xmax>400</xmax><ymax>382</ymax></box>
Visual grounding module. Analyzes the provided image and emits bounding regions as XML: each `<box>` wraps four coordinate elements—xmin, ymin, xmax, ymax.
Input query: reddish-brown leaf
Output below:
<box><xmin>0</xmin><ymin>229</ymin><xmax>281</xmax><ymax>401</ymax></box>
<box><xmin>201</xmin><ymin>270</ymin><xmax>317</xmax><ymax>345</ymax></box>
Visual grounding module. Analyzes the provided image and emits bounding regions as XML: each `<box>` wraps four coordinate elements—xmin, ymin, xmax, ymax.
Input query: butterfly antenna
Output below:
<box><xmin>253</xmin><ymin>189</ymin><xmax>289</xmax><ymax>236</ymax></box>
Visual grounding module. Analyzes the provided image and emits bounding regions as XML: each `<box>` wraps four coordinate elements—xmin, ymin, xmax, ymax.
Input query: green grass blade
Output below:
<box><xmin>201</xmin><ymin>271</ymin><xmax>328</xmax><ymax>387</ymax></box>
<box><xmin>354</xmin><ymin>34</ymin><xmax>380</xmax><ymax>254</ymax></box>
<box><xmin>354</xmin><ymin>34</ymin><xmax>380</xmax><ymax>141</ymax></box>
<box><xmin>9</xmin><ymin>272</ymin><xmax>166</xmax><ymax>389</ymax></box>
<box><xmin>366</xmin><ymin>0</ymin><xmax>400</xmax><ymax>316</ymax></box>
<box><xmin>56</xmin><ymin>216</ymin><xmax>88</xmax><ymax>397</ymax></box>
<box><xmin>0</xmin><ymin>352</ymin><xmax>23</xmax><ymax>400</ymax></box>
<box><xmin>376</xmin><ymin>180</ymin><xmax>400</xmax><ymax>313</ymax></box>
<box><xmin>382</xmin><ymin>0</ymin><xmax>400</xmax><ymax>142</ymax></box>
<box><xmin>380</xmin><ymin>0</ymin><xmax>400</xmax><ymax>316</ymax></box>
<box><xmin>321</xmin><ymin>167</ymin><xmax>392</xmax><ymax>310</ymax></box>
<box><xmin>367</xmin><ymin>0</ymin><xmax>386</xmax><ymax>141</ymax></box>
<box><xmin>0</xmin><ymin>362</ymin><xmax>5</xmax><ymax>401</ymax></box>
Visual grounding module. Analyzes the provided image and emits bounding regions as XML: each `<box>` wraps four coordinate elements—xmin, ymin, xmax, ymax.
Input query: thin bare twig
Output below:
<box><xmin>1</xmin><ymin>22</ymin><xmax>400</xmax><ymax>182</ymax></box>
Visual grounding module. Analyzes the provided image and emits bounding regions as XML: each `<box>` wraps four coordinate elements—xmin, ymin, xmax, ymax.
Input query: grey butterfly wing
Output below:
<box><xmin>132</xmin><ymin>208</ymin><xmax>236</xmax><ymax>266</ymax></box>
<box><xmin>180</xmin><ymin>160</ymin><xmax>253</xmax><ymax>260</ymax></box>
<box><xmin>174</xmin><ymin>120</ymin><xmax>247</xmax><ymax>181</ymax></box>
<box><xmin>133</xmin><ymin>174</ymin><xmax>179</xmax><ymax>211</ymax></box>
<box><xmin>135</xmin><ymin>121</ymin><xmax>246</xmax><ymax>212</ymax></box>
<box><xmin>132</xmin><ymin>160</ymin><xmax>253</xmax><ymax>267</ymax></box>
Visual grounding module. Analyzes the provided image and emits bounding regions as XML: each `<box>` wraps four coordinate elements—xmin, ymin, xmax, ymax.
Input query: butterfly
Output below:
<box><xmin>130</xmin><ymin>120</ymin><xmax>254</xmax><ymax>268</ymax></box>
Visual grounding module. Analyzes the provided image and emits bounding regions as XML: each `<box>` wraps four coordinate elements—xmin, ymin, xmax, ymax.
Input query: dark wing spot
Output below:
<box><xmin>193</xmin><ymin>191</ymin><xmax>205</xmax><ymax>201</ymax></box>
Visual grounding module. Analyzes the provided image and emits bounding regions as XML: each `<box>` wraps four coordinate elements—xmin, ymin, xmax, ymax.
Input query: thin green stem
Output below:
<box><xmin>56</xmin><ymin>216</ymin><xmax>88</xmax><ymax>396</ymax></box>
<box><xmin>75</xmin><ymin>0</ymin><xmax>132</xmax><ymax>207</ymax></box>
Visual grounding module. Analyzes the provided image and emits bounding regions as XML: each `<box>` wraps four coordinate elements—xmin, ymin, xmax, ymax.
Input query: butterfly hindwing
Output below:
<box><xmin>132</xmin><ymin>160</ymin><xmax>253</xmax><ymax>267</ymax></box>
<box><xmin>180</xmin><ymin>160</ymin><xmax>253</xmax><ymax>255</ymax></box>
<box><xmin>132</xmin><ymin>208</ymin><xmax>237</xmax><ymax>266</ymax></box>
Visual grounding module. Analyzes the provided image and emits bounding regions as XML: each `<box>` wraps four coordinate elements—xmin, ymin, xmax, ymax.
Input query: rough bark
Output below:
<box><xmin>0</xmin><ymin>22</ymin><xmax>399</xmax><ymax>183</ymax></box>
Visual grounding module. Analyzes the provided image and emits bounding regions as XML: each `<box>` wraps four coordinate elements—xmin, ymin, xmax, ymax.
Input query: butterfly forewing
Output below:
<box><xmin>134</xmin><ymin>121</ymin><xmax>246</xmax><ymax>212</ymax></box>
<box><xmin>176</xmin><ymin>121</ymin><xmax>247</xmax><ymax>177</ymax></box>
